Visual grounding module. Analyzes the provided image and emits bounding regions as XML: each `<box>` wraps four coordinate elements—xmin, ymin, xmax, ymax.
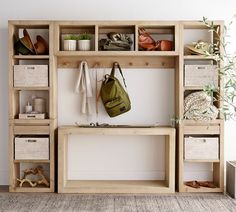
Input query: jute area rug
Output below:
<box><xmin>0</xmin><ymin>193</ymin><xmax>236</xmax><ymax>212</ymax></box>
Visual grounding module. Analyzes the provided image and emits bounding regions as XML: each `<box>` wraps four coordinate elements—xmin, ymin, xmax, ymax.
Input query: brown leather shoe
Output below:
<box><xmin>198</xmin><ymin>181</ymin><xmax>217</xmax><ymax>188</ymax></box>
<box><xmin>185</xmin><ymin>181</ymin><xmax>200</xmax><ymax>188</ymax></box>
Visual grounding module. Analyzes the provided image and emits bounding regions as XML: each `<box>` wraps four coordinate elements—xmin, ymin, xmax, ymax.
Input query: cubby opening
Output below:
<box><xmin>12</xmin><ymin>90</ymin><xmax>49</xmax><ymax>119</ymax></box>
<box><xmin>184</xmin><ymin>161</ymin><xmax>221</xmax><ymax>190</ymax></box>
<box><xmin>59</xmin><ymin>25</ymin><xmax>95</xmax><ymax>51</ymax></box>
<box><xmin>183</xmin><ymin>131</ymin><xmax>221</xmax><ymax>191</ymax></box>
<box><xmin>138</xmin><ymin>25</ymin><xmax>175</xmax><ymax>51</ymax></box>
<box><xmin>98</xmin><ymin>25</ymin><xmax>135</xmax><ymax>51</ymax></box>
<box><xmin>183</xmin><ymin>89</ymin><xmax>220</xmax><ymax>120</ymax></box>
<box><xmin>13</xmin><ymin>26</ymin><xmax>49</xmax><ymax>56</ymax></box>
<box><xmin>14</xmin><ymin>162</ymin><xmax>50</xmax><ymax>188</ymax></box>
<box><xmin>183</xmin><ymin>25</ymin><xmax>221</xmax><ymax>56</ymax></box>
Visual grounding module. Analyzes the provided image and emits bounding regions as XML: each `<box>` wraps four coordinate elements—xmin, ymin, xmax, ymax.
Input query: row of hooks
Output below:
<box><xmin>60</xmin><ymin>61</ymin><xmax>168</xmax><ymax>68</ymax></box>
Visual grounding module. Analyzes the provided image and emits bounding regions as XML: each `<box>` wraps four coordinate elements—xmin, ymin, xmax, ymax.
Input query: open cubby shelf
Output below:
<box><xmin>8</xmin><ymin>20</ymin><xmax>224</xmax><ymax>193</ymax></box>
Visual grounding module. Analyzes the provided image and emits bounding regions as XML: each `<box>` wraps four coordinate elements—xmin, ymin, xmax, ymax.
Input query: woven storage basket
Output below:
<box><xmin>15</xmin><ymin>137</ymin><xmax>49</xmax><ymax>160</ymax></box>
<box><xmin>184</xmin><ymin>65</ymin><xmax>218</xmax><ymax>87</ymax></box>
<box><xmin>184</xmin><ymin>137</ymin><xmax>219</xmax><ymax>160</ymax></box>
<box><xmin>14</xmin><ymin>65</ymin><xmax>48</xmax><ymax>87</ymax></box>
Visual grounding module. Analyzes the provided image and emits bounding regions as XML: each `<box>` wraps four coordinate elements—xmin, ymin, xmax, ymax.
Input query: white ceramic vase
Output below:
<box><xmin>63</xmin><ymin>40</ymin><xmax>77</xmax><ymax>51</ymax></box>
<box><xmin>78</xmin><ymin>40</ymin><xmax>91</xmax><ymax>51</ymax></box>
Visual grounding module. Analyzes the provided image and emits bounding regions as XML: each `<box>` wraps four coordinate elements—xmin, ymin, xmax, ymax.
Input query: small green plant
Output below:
<box><xmin>78</xmin><ymin>33</ymin><xmax>92</xmax><ymax>40</ymax></box>
<box><xmin>64</xmin><ymin>35</ymin><xmax>79</xmax><ymax>40</ymax></box>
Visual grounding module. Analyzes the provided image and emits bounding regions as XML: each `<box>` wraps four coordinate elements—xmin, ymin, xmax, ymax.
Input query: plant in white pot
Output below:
<box><xmin>63</xmin><ymin>35</ymin><xmax>78</xmax><ymax>51</ymax></box>
<box><xmin>78</xmin><ymin>33</ymin><xmax>92</xmax><ymax>51</ymax></box>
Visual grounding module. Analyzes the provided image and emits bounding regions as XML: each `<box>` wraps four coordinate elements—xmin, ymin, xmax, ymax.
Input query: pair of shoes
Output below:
<box><xmin>185</xmin><ymin>181</ymin><xmax>217</xmax><ymax>189</ymax></box>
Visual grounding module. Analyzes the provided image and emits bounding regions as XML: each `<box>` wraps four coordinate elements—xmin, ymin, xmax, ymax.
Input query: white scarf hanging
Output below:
<box><xmin>75</xmin><ymin>61</ymin><xmax>93</xmax><ymax>115</ymax></box>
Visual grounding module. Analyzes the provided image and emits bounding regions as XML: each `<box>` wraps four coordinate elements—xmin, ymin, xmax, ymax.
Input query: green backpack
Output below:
<box><xmin>101</xmin><ymin>62</ymin><xmax>131</xmax><ymax>117</ymax></box>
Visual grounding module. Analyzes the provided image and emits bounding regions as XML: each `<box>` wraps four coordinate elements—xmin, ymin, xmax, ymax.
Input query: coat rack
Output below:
<box><xmin>57</xmin><ymin>56</ymin><xmax>175</xmax><ymax>69</ymax></box>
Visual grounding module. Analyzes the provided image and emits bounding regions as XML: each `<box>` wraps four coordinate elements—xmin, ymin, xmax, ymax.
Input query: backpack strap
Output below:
<box><xmin>110</xmin><ymin>62</ymin><xmax>127</xmax><ymax>87</ymax></box>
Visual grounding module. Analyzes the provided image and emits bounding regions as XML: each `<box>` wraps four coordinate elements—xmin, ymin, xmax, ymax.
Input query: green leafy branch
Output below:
<box><xmin>202</xmin><ymin>16</ymin><xmax>236</xmax><ymax>120</ymax></box>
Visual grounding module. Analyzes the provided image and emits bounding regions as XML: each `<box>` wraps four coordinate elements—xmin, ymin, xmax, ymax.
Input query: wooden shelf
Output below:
<box><xmin>11</xmin><ymin>187</ymin><xmax>52</xmax><ymax>193</ymax></box>
<box><xmin>14</xmin><ymin>159</ymin><xmax>50</xmax><ymax>163</ymax></box>
<box><xmin>13</xmin><ymin>125</ymin><xmax>50</xmax><ymax>135</ymax></box>
<box><xmin>56</xmin><ymin>51</ymin><xmax>179</xmax><ymax>57</ymax></box>
<box><xmin>183</xmin><ymin>21</ymin><xmax>224</xmax><ymax>29</ymax></box>
<box><xmin>13</xmin><ymin>55</ymin><xmax>50</xmax><ymax>60</ymax></box>
<box><xmin>184</xmin><ymin>86</ymin><xmax>220</xmax><ymax>91</ymax></box>
<box><xmin>184</xmin><ymin>86</ymin><xmax>205</xmax><ymax>91</ymax></box>
<box><xmin>183</xmin><ymin>55</ymin><xmax>216</xmax><ymax>60</ymax></box>
<box><xmin>63</xmin><ymin>180</ymin><xmax>171</xmax><ymax>194</ymax></box>
<box><xmin>184</xmin><ymin>86</ymin><xmax>204</xmax><ymax>91</ymax></box>
<box><xmin>183</xmin><ymin>184</ymin><xmax>223</xmax><ymax>193</ymax></box>
<box><xmin>8</xmin><ymin>20</ymin><xmax>50</xmax><ymax>28</ymax></box>
<box><xmin>13</xmin><ymin>87</ymin><xmax>50</xmax><ymax>91</ymax></box>
<box><xmin>183</xmin><ymin>125</ymin><xmax>220</xmax><ymax>135</ymax></box>
<box><xmin>12</xmin><ymin>119</ymin><xmax>51</xmax><ymax>125</ymax></box>
<box><xmin>184</xmin><ymin>159</ymin><xmax>220</xmax><ymax>163</ymax></box>
<box><xmin>182</xmin><ymin>119</ymin><xmax>223</xmax><ymax>126</ymax></box>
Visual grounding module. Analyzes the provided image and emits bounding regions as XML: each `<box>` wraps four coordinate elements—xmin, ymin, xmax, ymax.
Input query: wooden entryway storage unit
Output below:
<box><xmin>8</xmin><ymin>20</ymin><xmax>224</xmax><ymax>193</ymax></box>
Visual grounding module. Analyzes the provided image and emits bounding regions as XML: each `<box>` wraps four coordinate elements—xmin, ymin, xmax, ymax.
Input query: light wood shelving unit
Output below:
<box><xmin>177</xmin><ymin>21</ymin><xmax>224</xmax><ymax>192</ymax></box>
<box><xmin>8</xmin><ymin>20</ymin><xmax>224</xmax><ymax>193</ymax></box>
<box><xmin>8</xmin><ymin>21</ymin><xmax>57</xmax><ymax>192</ymax></box>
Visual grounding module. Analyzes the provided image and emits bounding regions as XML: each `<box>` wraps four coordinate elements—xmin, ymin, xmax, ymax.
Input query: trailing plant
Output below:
<box><xmin>64</xmin><ymin>35</ymin><xmax>79</xmax><ymax>40</ymax></box>
<box><xmin>78</xmin><ymin>33</ymin><xmax>92</xmax><ymax>40</ymax></box>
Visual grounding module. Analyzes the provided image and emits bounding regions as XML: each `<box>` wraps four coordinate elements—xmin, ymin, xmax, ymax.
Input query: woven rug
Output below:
<box><xmin>0</xmin><ymin>193</ymin><xmax>236</xmax><ymax>212</ymax></box>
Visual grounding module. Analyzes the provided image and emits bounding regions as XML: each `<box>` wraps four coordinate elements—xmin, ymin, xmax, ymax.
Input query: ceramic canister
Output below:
<box><xmin>33</xmin><ymin>98</ymin><xmax>46</xmax><ymax>113</ymax></box>
<box><xmin>78</xmin><ymin>40</ymin><xmax>91</xmax><ymax>51</ymax></box>
<box><xmin>63</xmin><ymin>40</ymin><xmax>77</xmax><ymax>51</ymax></box>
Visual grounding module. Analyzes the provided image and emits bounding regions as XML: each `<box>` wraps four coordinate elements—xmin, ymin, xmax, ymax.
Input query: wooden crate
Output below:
<box><xmin>15</xmin><ymin>137</ymin><xmax>49</xmax><ymax>160</ymax></box>
<box><xmin>184</xmin><ymin>65</ymin><xmax>218</xmax><ymax>87</ymax></box>
<box><xmin>184</xmin><ymin>137</ymin><xmax>219</xmax><ymax>160</ymax></box>
<box><xmin>14</xmin><ymin>65</ymin><xmax>48</xmax><ymax>87</ymax></box>
<box><xmin>226</xmin><ymin>161</ymin><xmax>236</xmax><ymax>198</ymax></box>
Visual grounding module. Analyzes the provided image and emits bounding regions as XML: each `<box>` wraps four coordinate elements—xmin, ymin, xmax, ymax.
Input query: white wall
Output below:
<box><xmin>1</xmin><ymin>0</ymin><xmax>236</xmax><ymax>184</ymax></box>
<box><xmin>58</xmin><ymin>68</ymin><xmax>175</xmax><ymax>180</ymax></box>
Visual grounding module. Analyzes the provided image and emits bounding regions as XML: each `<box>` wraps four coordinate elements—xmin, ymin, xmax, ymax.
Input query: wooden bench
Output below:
<box><xmin>58</xmin><ymin>126</ymin><xmax>175</xmax><ymax>193</ymax></box>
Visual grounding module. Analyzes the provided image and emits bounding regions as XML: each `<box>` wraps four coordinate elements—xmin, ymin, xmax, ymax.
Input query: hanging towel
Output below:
<box><xmin>75</xmin><ymin>61</ymin><xmax>93</xmax><ymax>115</ymax></box>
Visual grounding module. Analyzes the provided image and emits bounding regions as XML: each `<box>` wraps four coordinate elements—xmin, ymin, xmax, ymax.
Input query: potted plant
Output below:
<box><xmin>201</xmin><ymin>17</ymin><xmax>236</xmax><ymax>120</ymax></box>
<box><xmin>63</xmin><ymin>35</ymin><xmax>78</xmax><ymax>51</ymax></box>
<box><xmin>78</xmin><ymin>33</ymin><xmax>92</xmax><ymax>51</ymax></box>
